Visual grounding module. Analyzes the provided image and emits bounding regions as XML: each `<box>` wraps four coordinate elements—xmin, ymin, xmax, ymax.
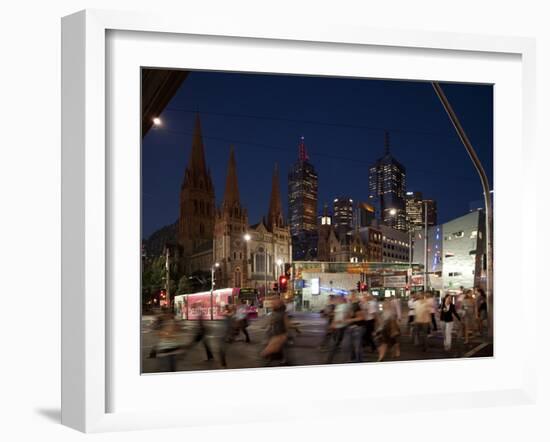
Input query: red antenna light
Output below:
<box><xmin>298</xmin><ymin>136</ymin><xmax>309</xmax><ymax>162</ymax></box>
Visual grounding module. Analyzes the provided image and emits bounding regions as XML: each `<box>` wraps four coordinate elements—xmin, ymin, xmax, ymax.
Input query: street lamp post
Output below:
<box><xmin>210</xmin><ymin>262</ymin><xmax>220</xmax><ymax>320</ymax></box>
<box><xmin>424</xmin><ymin>200</ymin><xmax>429</xmax><ymax>292</ymax></box>
<box><xmin>165</xmin><ymin>246</ymin><xmax>170</xmax><ymax>310</ymax></box>
<box><xmin>432</xmin><ymin>82</ymin><xmax>493</xmax><ymax>338</ymax></box>
<box><xmin>276</xmin><ymin>258</ymin><xmax>283</xmax><ymax>297</ymax></box>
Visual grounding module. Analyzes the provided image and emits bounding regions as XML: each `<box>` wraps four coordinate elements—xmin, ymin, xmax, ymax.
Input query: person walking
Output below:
<box><xmin>407</xmin><ymin>294</ymin><xmax>416</xmax><ymax>337</ymax></box>
<box><xmin>461</xmin><ymin>291</ymin><xmax>476</xmax><ymax>344</ymax></box>
<box><xmin>376</xmin><ymin>299</ymin><xmax>401</xmax><ymax>361</ymax></box>
<box><xmin>218</xmin><ymin>304</ymin><xmax>234</xmax><ymax>368</ymax></box>
<box><xmin>148</xmin><ymin>311</ymin><xmax>184</xmax><ymax>372</ymax></box>
<box><xmin>427</xmin><ymin>293</ymin><xmax>438</xmax><ymax>335</ymax></box>
<box><xmin>261</xmin><ymin>298</ymin><xmax>291</xmax><ymax>365</ymax></box>
<box><xmin>413</xmin><ymin>293</ymin><xmax>431</xmax><ymax>352</ymax></box>
<box><xmin>326</xmin><ymin>296</ymin><xmax>350</xmax><ymax>363</ymax></box>
<box><xmin>235</xmin><ymin>299</ymin><xmax>251</xmax><ymax>343</ymax></box>
<box><xmin>362</xmin><ymin>293</ymin><xmax>378</xmax><ymax>353</ymax></box>
<box><xmin>348</xmin><ymin>291</ymin><xmax>367</xmax><ymax>363</ymax></box>
<box><xmin>189</xmin><ymin>307</ymin><xmax>215</xmax><ymax>361</ymax></box>
<box><xmin>440</xmin><ymin>294</ymin><xmax>461</xmax><ymax>352</ymax></box>
<box><xmin>319</xmin><ymin>295</ymin><xmax>336</xmax><ymax>350</ymax></box>
<box><xmin>475</xmin><ymin>287</ymin><xmax>488</xmax><ymax>336</ymax></box>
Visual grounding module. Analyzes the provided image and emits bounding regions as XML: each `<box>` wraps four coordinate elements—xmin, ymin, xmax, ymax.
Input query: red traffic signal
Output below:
<box><xmin>278</xmin><ymin>275</ymin><xmax>288</xmax><ymax>293</ymax></box>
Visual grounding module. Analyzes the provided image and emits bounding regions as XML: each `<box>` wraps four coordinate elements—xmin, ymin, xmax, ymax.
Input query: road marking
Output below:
<box><xmin>464</xmin><ymin>342</ymin><xmax>489</xmax><ymax>357</ymax></box>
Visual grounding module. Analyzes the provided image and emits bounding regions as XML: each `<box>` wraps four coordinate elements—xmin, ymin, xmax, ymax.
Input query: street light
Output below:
<box><xmin>389</xmin><ymin>208</ymin><xmax>397</xmax><ymax>216</ymax></box>
<box><xmin>152</xmin><ymin>117</ymin><xmax>162</xmax><ymax>127</ymax></box>
<box><xmin>210</xmin><ymin>262</ymin><xmax>220</xmax><ymax>320</ymax></box>
<box><xmin>276</xmin><ymin>258</ymin><xmax>283</xmax><ymax>296</ymax></box>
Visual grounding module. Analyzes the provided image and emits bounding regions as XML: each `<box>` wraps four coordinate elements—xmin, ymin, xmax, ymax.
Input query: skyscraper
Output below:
<box><xmin>368</xmin><ymin>132</ymin><xmax>407</xmax><ymax>231</ymax></box>
<box><xmin>406</xmin><ymin>191</ymin><xmax>438</xmax><ymax>231</ymax></box>
<box><xmin>356</xmin><ymin>202</ymin><xmax>376</xmax><ymax>228</ymax></box>
<box><xmin>406</xmin><ymin>191</ymin><xmax>424</xmax><ymax>231</ymax></box>
<box><xmin>333</xmin><ymin>196</ymin><xmax>354</xmax><ymax>239</ymax></box>
<box><xmin>288</xmin><ymin>136</ymin><xmax>319</xmax><ymax>260</ymax></box>
<box><xmin>424</xmin><ymin>199</ymin><xmax>438</xmax><ymax>227</ymax></box>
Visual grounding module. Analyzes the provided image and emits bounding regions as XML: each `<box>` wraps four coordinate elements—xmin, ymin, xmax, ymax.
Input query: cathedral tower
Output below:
<box><xmin>177</xmin><ymin>114</ymin><xmax>216</xmax><ymax>256</ymax></box>
<box><xmin>213</xmin><ymin>147</ymin><xmax>249</xmax><ymax>288</ymax></box>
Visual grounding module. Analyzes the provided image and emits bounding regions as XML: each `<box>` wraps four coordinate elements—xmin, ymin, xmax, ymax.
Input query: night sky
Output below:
<box><xmin>142</xmin><ymin>71</ymin><xmax>493</xmax><ymax>239</ymax></box>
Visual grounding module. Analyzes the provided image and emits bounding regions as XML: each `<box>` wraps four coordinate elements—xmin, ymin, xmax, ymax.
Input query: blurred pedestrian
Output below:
<box><xmin>218</xmin><ymin>304</ymin><xmax>234</xmax><ymax>368</ymax></box>
<box><xmin>440</xmin><ymin>294</ymin><xmax>461</xmax><ymax>351</ymax></box>
<box><xmin>407</xmin><ymin>293</ymin><xmax>416</xmax><ymax>337</ymax></box>
<box><xmin>319</xmin><ymin>295</ymin><xmax>336</xmax><ymax>350</ymax></box>
<box><xmin>461</xmin><ymin>291</ymin><xmax>476</xmax><ymax>344</ymax></box>
<box><xmin>348</xmin><ymin>291</ymin><xmax>367</xmax><ymax>362</ymax></box>
<box><xmin>413</xmin><ymin>293</ymin><xmax>431</xmax><ymax>352</ymax></box>
<box><xmin>390</xmin><ymin>295</ymin><xmax>402</xmax><ymax>323</ymax></box>
<box><xmin>362</xmin><ymin>293</ymin><xmax>378</xmax><ymax>353</ymax></box>
<box><xmin>475</xmin><ymin>287</ymin><xmax>488</xmax><ymax>336</ymax></box>
<box><xmin>326</xmin><ymin>296</ymin><xmax>350</xmax><ymax>363</ymax></box>
<box><xmin>426</xmin><ymin>293</ymin><xmax>438</xmax><ymax>335</ymax></box>
<box><xmin>261</xmin><ymin>298</ymin><xmax>291</xmax><ymax>365</ymax></box>
<box><xmin>148</xmin><ymin>312</ymin><xmax>184</xmax><ymax>372</ymax></box>
<box><xmin>235</xmin><ymin>299</ymin><xmax>251</xmax><ymax>343</ymax></box>
<box><xmin>376</xmin><ymin>299</ymin><xmax>401</xmax><ymax>361</ymax></box>
<box><xmin>188</xmin><ymin>307</ymin><xmax>215</xmax><ymax>361</ymax></box>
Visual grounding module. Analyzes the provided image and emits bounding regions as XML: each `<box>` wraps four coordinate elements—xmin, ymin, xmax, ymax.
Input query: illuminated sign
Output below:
<box><xmin>311</xmin><ymin>278</ymin><xmax>320</xmax><ymax>295</ymax></box>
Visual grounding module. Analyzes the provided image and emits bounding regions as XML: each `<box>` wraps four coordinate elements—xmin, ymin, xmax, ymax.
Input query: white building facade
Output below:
<box><xmin>441</xmin><ymin>210</ymin><xmax>486</xmax><ymax>291</ymax></box>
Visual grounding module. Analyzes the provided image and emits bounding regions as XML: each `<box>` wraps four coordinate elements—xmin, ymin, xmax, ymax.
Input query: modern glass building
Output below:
<box><xmin>288</xmin><ymin>137</ymin><xmax>319</xmax><ymax>260</ymax></box>
<box><xmin>368</xmin><ymin>132</ymin><xmax>407</xmax><ymax>231</ymax></box>
<box><xmin>405</xmin><ymin>191</ymin><xmax>424</xmax><ymax>231</ymax></box>
<box><xmin>333</xmin><ymin>196</ymin><xmax>354</xmax><ymax>239</ymax></box>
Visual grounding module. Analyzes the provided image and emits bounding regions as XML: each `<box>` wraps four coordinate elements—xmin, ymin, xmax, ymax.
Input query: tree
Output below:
<box><xmin>141</xmin><ymin>255</ymin><xmax>166</xmax><ymax>307</ymax></box>
<box><xmin>176</xmin><ymin>275</ymin><xmax>193</xmax><ymax>295</ymax></box>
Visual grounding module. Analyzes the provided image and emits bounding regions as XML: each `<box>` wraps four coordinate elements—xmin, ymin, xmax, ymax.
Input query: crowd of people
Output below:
<box><xmin>145</xmin><ymin>286</ymin><xmax>489</xmax><ymax>371</ymax></box>
<box><xmin>319</xmin><ymin>286</ymin><xmax>488</xmax><ymax>363</ymax></box>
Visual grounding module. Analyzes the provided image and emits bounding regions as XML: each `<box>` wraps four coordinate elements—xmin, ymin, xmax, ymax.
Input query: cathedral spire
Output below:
<box><xmin>267</xmin><ymin>163</ymin><xmax>284</xmax><ymax>231</ymax></box>
<box><xmin>190</xmin><ymin>114</ymin><xmax>208</xmax><ymax>176</ymax></box>
<box><xmin>222</xmin><ymin>146</ymin><xmax>240</xmax><ymax>208</ymax></box>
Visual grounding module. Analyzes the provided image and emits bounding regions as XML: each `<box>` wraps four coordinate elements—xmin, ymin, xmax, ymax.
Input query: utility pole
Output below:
<box><xmin>165</xmin><ymin>246</ymin><xmax>170</xmax><ymax>309</ymax></box>
<box><xmin>424</xmin><ymin>200</ymin><xmax>429</xmax><ymax>292</ymax></box>
<box><xmin>432</xmin><ymin>82</ymin><xmax>493</xmax><ymax>338</ymax></box>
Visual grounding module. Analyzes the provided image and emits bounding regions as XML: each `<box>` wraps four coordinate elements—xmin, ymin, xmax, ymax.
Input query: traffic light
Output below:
<box><xmin>273</xmin><ymin>282</ymin><xmax>279</xmax><ymax>292</ymax></box>
<box><xmin>360</xmin><ymin>283</ymin><xmax>367</xmax><ymax>291</ymax></box>
<box><xmin>279</xmin><ymin>275</ymin><xmax>288</xmax><ymax>293</ymax></box>
<box><xmin>357</xmin><ymin>281</ymin><xmax>361</xmax><ymax>291</ymax></box>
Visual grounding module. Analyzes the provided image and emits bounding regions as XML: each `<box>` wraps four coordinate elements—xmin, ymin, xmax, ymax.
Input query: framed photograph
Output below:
<box><xmin>62</xmin><ymin>9</ymin><xmax>537</xmax><ymax>432</ymax></box>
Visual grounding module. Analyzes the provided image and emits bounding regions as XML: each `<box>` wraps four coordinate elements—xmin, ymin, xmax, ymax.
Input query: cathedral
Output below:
<box><xmin>177</xmin><ymin>114</ymin><xmax>291</xmax><ymax>292</ymax></box>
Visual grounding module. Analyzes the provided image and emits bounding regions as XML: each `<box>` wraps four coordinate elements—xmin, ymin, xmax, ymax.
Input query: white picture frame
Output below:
<box><xmin>61</xmin><ymin>9</ymin><xmax>537</xmax><ymax>433</ymax></box>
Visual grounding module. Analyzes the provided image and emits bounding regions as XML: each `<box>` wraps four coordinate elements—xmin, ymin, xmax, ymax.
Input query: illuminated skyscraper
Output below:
<box><xmin>333</xmin><ymin>196</ymin><xmax>354</xmax><ymax>239</ymax></box>
<box><xmin>406</xmin><ymin>191</ymin><xmax>438</xmax><ymax>231</ymax></box>
<box><xmin>406</xmin><ymin>191</ymin><xmax>424</xmax><ymax>231</ymax></box>
<box><xmin>368</xmin><ymin>132</ymin><xmax>407</xmax><ymax>231</ymax></box>
<box><xmin>288</xmin><ymin>137</ymin><xmax>319</xmax><ymax>260</ymax></box>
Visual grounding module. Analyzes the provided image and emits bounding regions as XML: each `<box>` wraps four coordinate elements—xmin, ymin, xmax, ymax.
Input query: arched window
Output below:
<box><xmin>255</xmin><ymin>248</ymin><xmax>266</xmax><ymax>273</ymax></box>
<box><xmin>234</xmin><ymin>267</ymin><xmax>242</xmax><ymax>288</ymax></box>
